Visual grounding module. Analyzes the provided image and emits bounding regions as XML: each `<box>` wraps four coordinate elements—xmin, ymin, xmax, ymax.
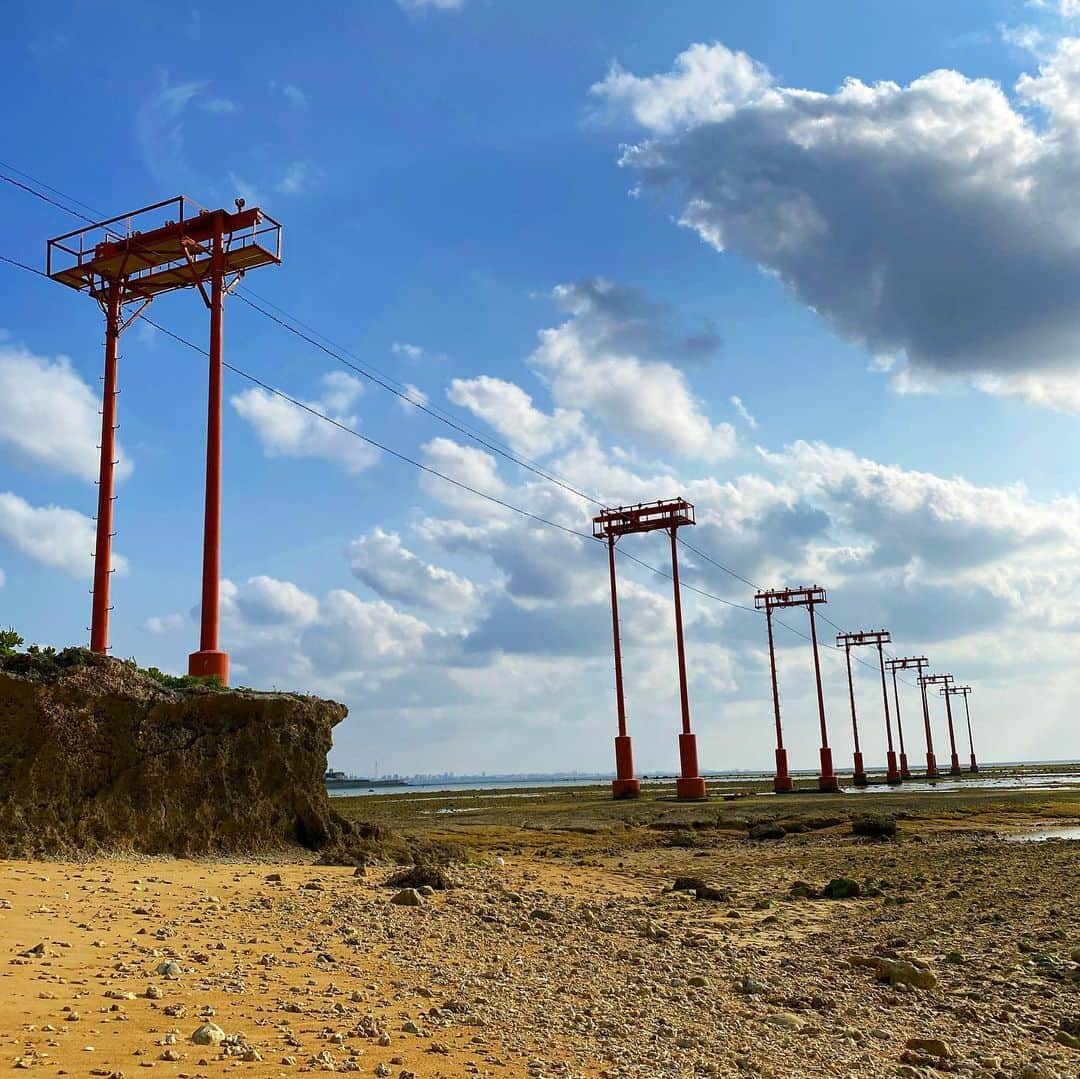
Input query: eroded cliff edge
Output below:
<box><xmin>0</xmin><ymin>649</ymin><xmax>365</xmax><ymax>857</ymax></box>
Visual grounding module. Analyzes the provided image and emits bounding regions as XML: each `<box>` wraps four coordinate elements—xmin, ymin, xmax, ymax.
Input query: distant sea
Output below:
<box><xmin>327</xmin><ymin>763</ymin><xmax>1080</xmax><ymax>798</ymax></box>
<box><xmin>327</xmin><ymin>776</ymin><xmax>613</xmax><ymax>798</ymax></box>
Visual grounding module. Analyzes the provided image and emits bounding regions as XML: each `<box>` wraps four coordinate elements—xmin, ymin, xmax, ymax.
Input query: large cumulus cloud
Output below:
<box><xmin>593</xmin><ymin>38</ymin><xmax>1080</xmax><ymax>410</ymax></box>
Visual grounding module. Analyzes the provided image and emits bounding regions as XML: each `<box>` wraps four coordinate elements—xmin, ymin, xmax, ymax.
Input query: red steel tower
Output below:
<box><xmin>943</xmin><ymin>684</ymin><xmax>977</xmax><ymax>773</ymax></box>
<box><xmin>593</xmin><ymin>499</ymin><xmax>707</xmax><ymax>800</ymax></box>
<box><xmin>47</xmin><ymin>197</ymin><xmax>282</xmax><ymax>683</ymax></box>
<box><xmin>920</xmin><ymin>673</ymin><xmax>960</xmax><ymax>776</ymax></box>
<box><xmin>883</xmin><ymin>656</ymin><xmax>919</xmax><ymax>779</ymax></box>
<box><xmin>835</xmin><ymin>630</ymin><xmax>900</xmax><ymax>785</ymax></box>
<box><xmin>754</xmin><ymin>585</ymin><xmax>839</xmax><ymax>793</ymax></box>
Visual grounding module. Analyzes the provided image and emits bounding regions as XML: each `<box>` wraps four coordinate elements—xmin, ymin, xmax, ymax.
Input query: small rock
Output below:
<box><xmin>906</xmin><ymin>1037</ymin><xmax>954</xmax><ymax>1059</ymax></box>
<box><xmin>851</xmin><ymin>816</ymin><xmax>897</xmax><ymax>838</ymax></box>
<box><xmin>749</xmin><ymin>822</ymin><xmax>786</xmax><ymax>841</ymax></box>
<box><xmin>695</xmin><ymin>885</ymin><xmax>731</xmax><ymax>902</ymax></box>
<box><xmin>765</xmin><ymin>1012</ymin><xmax>803</xmax><ymax>1032</ymax></box>
<box><xmin>874</xmin><ymin>958</ymin><xmax>938</xmax><ymax>990</ymax></box>
<box><xmin>391</xmin><ymin>889</ymin><xmax>423</xmax><ymax>907</ymax></box>
<box><xmin>190</xmin><ymin>1022</ymin><xmax>226</xmax><ymax>1046</ymax></box>
<box><xmin>671</xmin><ymin>877</ymin><xmax>706</xmax><ymax>892</ymax></box>
<box><xmin>823</xmin><ymin>877</ymin><xmax>860</xmax><ymax>900</ymax></box>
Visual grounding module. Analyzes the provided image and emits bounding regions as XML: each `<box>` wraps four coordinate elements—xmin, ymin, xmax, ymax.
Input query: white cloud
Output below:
<box><xmin>392</xmin><ymin>342</ymin><xmax>425</xmax><ymax>360</ymax></box>
<box><xmin>396</xmin><ymin>0</ymin><xmax>465</xmax><ymax>11</ymax></box>
<box><xmin>730</xmin><ymin>394</ymin><xmax>758</xmax><ymax>429</ymax></box>
<box><xmin>0</xmin><ymin>344</ymin><xmax>133</xmax><ymax>482</ymax></box>
<box><xmin>398</xmin><ymin>383</ymin><xmax>430</xmax><ymax>412</ymax></box>
<box><xmin>348</xmin><ymin>527</ymin><xmax>477</xmax><ymax>611</ymax></box>
<box><xmin>301</xmin><ymin>590</ymin><xmax>433</xmax><ymax>675</ymax></box>
<box><xmin>531</xmin><ymin>281</ymin><xmax>736</xmax><ymax>460</ymax></box>
<box><xmin>0</xmin><ymin>492</ymin><xmax>128</xmax><ymax>578</ymax></box>
<box><xmin>231</xmin><ymin>372</ymin><xmax>379</xmax><ymax>474</ymax></box>
<box><xmin>0</xmin><ymin>568</ymin><xmax>5</xmax><ymax>587</ymax></box>
<box><xmin>419</xmin><ymin>437</ymin><xmax>510</xmax><ymax>518</ymax></box>
<box><xmin>276</xmin><ymin>161</ymin><xmax>322</xmax><ymax>197</ymax></box>
<box><xmin>1029</xmin><ymin>0</ymin><xmax>1080</xmax><ymax>18</ymax></box>
<box><xmin>226</xmin><ymin>575</ymin><xmax>320</xmax><ymax>628</ymax></box>
<box><xmin>589</xmin><ymin>41</ymin><xmax>773</xmax><ymax>133</ymax></box>
<box><xmin>281</xmin><ymin>83</ymin><xmax>307</xmax><ymax>108</ymax></box>
<box><xmin>602</xmin><ymin>38</ymin><xmax>1080</xmax><ymax>408</ymax></box>
<box><xmin>143</xmin><ymin>613</ymin><xmax>184</xmax><ymax>634</ymax></box>
<box><xmin>135</xmin><ymin>79</ymin><xmax>236</xmax><ymax>189</ymax></box>
<box><xmin>447</xmin><ymin>375</ymin><xmax>583</xmax><ymax>458</ymax></box>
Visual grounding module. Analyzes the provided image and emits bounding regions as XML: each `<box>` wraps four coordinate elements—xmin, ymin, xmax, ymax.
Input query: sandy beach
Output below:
<box><xmin>1</xmin><ymin>776</ymin><xmax>1078</xmax><ymax>1078</ymax></box>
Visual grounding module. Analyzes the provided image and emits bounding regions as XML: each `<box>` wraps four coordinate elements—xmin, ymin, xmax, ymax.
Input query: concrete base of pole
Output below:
<box><xmin>612</xmin><ymin>737</ymin><xmax>640</xmax><ymax>798</ymax></box>
<box><xmin>676</xmin><ymin>733</ymin><xmax>707</xmax><ymax>799</ymax></box>
<box><xmin>773</xmin><ymin>747</ymin><xmax>793</xmax><ymax>792</ymax></box>
<box><xmin>969</xmin><ymin>755</ymin><xmax>979</xmax><ymax>774</ymax></box>
<box><xmin>950</xmin><ymin>753</ymin><xmax>962</xmax><ymax>776</ymax></box>
<box><xmin>925</xmin><ymin>751</ymin><xmax>939</xmax><ymax>779</ymax></box>
<box><xmin>851</xmin><ymin>751</ymin><xmax>868</xmax><ymax>787</ymax></box>
<box><xmin>885</xmin><ymin>750</ymin><xmax>902</xmax><ymax>784</ymax></box>
<box><xmin>899</xmin><ymin>752</ymin><xmax>912</xmax><ymax>780</ymax></box>
<box><xmin>817</xmin><ymin>746</ymin><xmax>840</xmax><ymax>792</ymax></box>
<box><xmin>188</xmin><ymin>650</ymin><xmax>229</xmax><ymax>685</ymax></box>
<box><xmin>675</xmin><ymin>775</ymin><xmax>708</xmax><ymax>800</ymax></box>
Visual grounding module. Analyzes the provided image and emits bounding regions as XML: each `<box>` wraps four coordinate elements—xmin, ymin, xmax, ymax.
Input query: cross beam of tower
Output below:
<box><xmin>835</xmin><ymin>629</ymin><xmax>901</xmax><ymax>786</ymax></box>
<box><xmin>919</xmin><ymin>672</ymin><xmax>963</xmax><ymax>777</ymax></box>
<box><xmin>593</xmin><ymin>498</ymin><xmax>706</xmax><ymax>801</ymax></box>
<box><xmin>47</xmin><ymin>196</ymin><xmax>282</xmax><ymax>684</ymax></box>
<box><xmin>942</xmin><ymin>684</ymin><xmax>978</xmax><ymax>773</ymax></box>
<box><xmin>753</xmin><ymin>585</ymin><xmax>839</xmax><ymax>793</ymax></box>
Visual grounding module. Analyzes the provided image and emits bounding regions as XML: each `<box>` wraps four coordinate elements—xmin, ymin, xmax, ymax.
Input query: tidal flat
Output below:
<box><xmin>2</xmin><ymin>769</ymin><xmax>1078</xmax><ymax>1078</ymax></box>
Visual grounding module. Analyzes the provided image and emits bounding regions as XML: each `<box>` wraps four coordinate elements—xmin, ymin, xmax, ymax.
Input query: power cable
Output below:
<box><xmin>0</xmin><ymin>170</ymin><xmax>927</xmax><ymax>687</ymax></box>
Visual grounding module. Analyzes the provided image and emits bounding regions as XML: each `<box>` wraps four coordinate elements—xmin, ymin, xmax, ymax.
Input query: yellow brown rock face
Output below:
<box><xmin>0</xmin><ymin>650</ymin><xmax>350</xmax><ymax>857</ymax></box>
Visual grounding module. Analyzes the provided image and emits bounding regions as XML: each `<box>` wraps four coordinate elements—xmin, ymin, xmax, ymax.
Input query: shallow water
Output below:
<box><xmin>1001</xmin><ymin>825</ymin><xmax>1080</xmax><ymax>842</ymax></box>
<box><xmin>328</xmin><ymin>768</ymin><xmax>1080</xmax><ymax>798</ymax></box>
<box><xmin>844</xmin><ymin>772</ymin><xmax>1080</xmax><ymax>795</ymax></box>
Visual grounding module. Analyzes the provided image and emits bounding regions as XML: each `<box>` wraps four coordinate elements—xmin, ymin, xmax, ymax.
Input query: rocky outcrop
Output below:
<box><xmin>0</xmin><ymin>649</ymin><xmax>361</xmax><ymax>857</ymax></box>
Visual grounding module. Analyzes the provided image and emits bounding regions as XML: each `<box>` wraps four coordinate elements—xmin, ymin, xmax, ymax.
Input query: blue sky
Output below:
<box><xmin>2</xmin><ymin>0</ymin><xmax>1079</xmax><ymax>775</ymax></box>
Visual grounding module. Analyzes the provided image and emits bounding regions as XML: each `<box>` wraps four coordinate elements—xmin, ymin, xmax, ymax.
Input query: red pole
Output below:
<box><xmin>921</xmin><ymin>674</ymin><xmax>939</xmax><ymax>778</ymax></box>
<box><xmin>608</xmin><ymin>536</ymin><xmax>639</xmax><ymax>799</ymax></box>
<box><xmin>766</xmin><ymin>607</ymin><xmax>793</xmax><ymax>792</ymax></box>
<box><xmin>879</xmin><ymin>643</ymin><xmax>901</xmax><ymax>784</ymax></box>
<box><xmin>892</xmin><ymin>666</ymin><xmax>911</xmax><ymax>779</ymax></box>
<box><xmin>944</xmin><ymin>689</ymin><xmax>961</xmax><ymax>775</ymax></box>
<box><xmin>90</xmin><ymin>282</ymin><xmax>121</xmax><ymax>654</ymax></box>
<box><xmin>845</xmin><ymin>642</ymin><xmax>867</xmax><ymax>785</ymax></box>
<box><xmin>189</xmin><ymin>210</ymin><xmax>230</xmax><ymax>685</ymax></box>
<box><xmin>808</xmin><ymin>601</ymin><xmax>838</xmax><ymax>791</ymax></box>
<box><xmin>963</xmin><ymin>692</ymin><xmax>978</xmax><ymax>773</ymax></box>
<box><xmin>670</xmin><ymin>529</ymin><xmax>706</xmax><ymax>799</ymax></box>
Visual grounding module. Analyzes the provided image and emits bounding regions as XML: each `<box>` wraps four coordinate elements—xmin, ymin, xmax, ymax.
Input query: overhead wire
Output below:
<box><xmin>0</xmin><ymin>168</ymin><xmax>926</xmax><ymax>688</ymax></box>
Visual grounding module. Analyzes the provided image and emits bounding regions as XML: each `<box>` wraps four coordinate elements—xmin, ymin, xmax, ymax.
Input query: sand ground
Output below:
<box><xmin>2</xmin><ymin>779</ymin><xmax>1078</xmax><ymax>1079</ymax></box>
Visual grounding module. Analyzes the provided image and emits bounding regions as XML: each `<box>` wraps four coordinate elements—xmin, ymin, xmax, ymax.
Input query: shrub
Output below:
<box><xmin>0</xmin><ymin>628</ymin><xmax>24</xmax><ymax>656</ymax></box>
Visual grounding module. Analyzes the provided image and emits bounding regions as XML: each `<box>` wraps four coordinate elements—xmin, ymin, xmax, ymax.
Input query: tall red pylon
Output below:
<box><xmin>755</xmin><ymin>586</ymin><xmax>838</xmax><ymax>793</ymax></box>
<box><xmin>594</xmin><ymin>499</ymin><xmax>706</xmax><ymax>800</ymax></box>
<box><xmin>48</xmin><ymin>197</ymin><xmax>282</xmax><ymax>681</ymax></box>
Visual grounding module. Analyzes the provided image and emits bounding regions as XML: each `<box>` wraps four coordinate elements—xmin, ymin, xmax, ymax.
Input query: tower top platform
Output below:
<box><xmin>47</xmin><ymin>196</ymin><xmax>281</xmax><ymax>303</ymax></box>
<box><xmin>592</xmin><ymin>498</ymin><xmax>695</xmax><ymax>540</ymax></box>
